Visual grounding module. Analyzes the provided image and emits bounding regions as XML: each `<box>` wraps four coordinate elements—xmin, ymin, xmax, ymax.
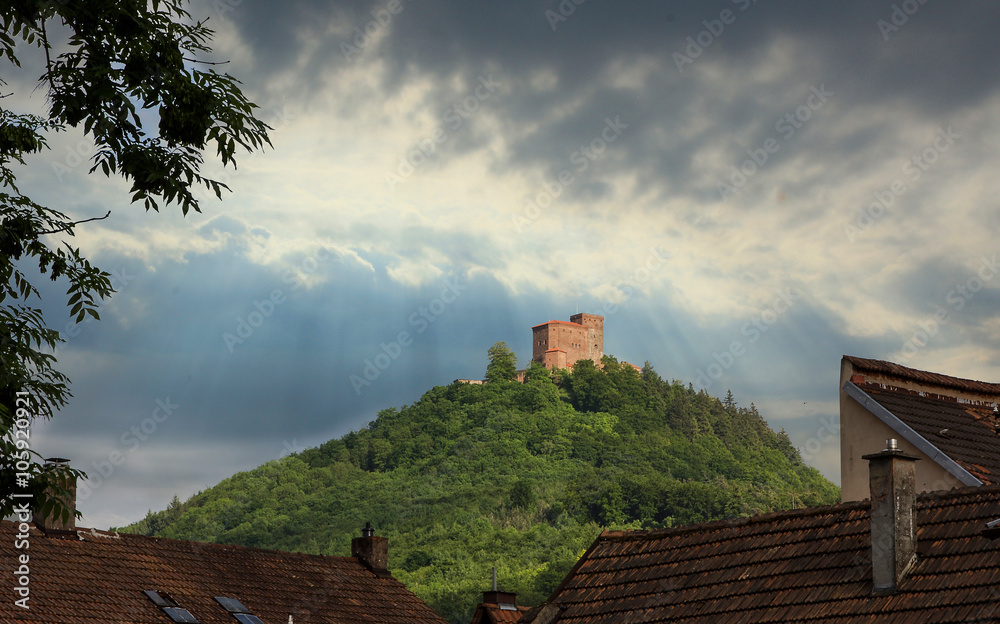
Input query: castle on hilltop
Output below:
<box><xmin>455</xmin><ymin>313</ymin><xmax>609</xmax><ymax>385</ymax></box>
<box><xmin>532</xmin><ymin>313</ymin><xmax>604</xmax><ymax>369</ymax></box>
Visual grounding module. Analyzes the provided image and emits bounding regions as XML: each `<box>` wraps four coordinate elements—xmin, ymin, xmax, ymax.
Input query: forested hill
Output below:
<box><xmin>120</xmin><ymin>355</ymin><xmax>839</xmax><ymax>624</ymax></box>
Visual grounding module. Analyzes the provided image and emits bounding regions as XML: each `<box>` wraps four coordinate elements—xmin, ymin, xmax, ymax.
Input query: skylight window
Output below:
<box><xmin>215</xmin><ymin>596</ymin><xmax>267</xmax><ymax>624</ymax></box>
<box><xmin>163</xmin><ymin>607</ymin><xmax>200</xmax><ymax>623</ymax></box>
<box><xmin>143</xmin><ymin>590</ymin><xmax>200</xmax><ymax>623</ymax></box>
<box><xmin>215</xmin><ymin>597</ymin><xmax>251</xmax><ymax>613</ymax></box>
<box><xmin>143</xmin><ymin>590</ymin><xmax>177</xmax><ymax>608</ymax></box>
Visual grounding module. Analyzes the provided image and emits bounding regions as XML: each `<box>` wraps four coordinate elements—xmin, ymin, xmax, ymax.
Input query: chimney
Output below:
<box><xmin>32</xmin><ymin>458</ymin><xmax>77</xmax><ymax>538</ymax></box>
<box><xmin>351</xmin><ymin>522</ymin><xmax>389</xmax><ymax>577</ymax></box>
<box><xmin>482</xmin><ymin>566</ymin><xmax>519</xmax><ymax>612</ymax></box>
<box><xmin>863</xmin><ymin>439</ymin><xmax>919</xmax><ymax>593</ymax></box>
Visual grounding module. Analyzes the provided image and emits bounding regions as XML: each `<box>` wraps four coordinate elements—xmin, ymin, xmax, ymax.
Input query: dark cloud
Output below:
<box><xmin>22</xmin><ymin>0</ymin><xmax>1000</xmax><ymax>528</ymax></box>
<box><xmin>196</xmin><ymin>0</ymin><xmax>1000</xmax><ymax>206</ymax></box>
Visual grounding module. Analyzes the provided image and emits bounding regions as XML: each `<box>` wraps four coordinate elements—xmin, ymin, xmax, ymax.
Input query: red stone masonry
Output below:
<box><xmin>532</xmin><ymin>314</ymin><xmax>604</xmax><ymax>369</ymax></box>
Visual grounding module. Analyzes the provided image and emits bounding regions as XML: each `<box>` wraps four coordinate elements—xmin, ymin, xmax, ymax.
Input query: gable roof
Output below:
<box><xmin>843</xmin><ymin>355</ymin><xmax>1000</xmax><ymax>485</ymax></box>
<box><xmin>844</xmin><ymin>355</ymin><xmax>1000</xmax><ymax>396</ymax></box>
<box><xmin>0</xmin><ymin>522</ymin><xmax>447</xmax><ymax>624</ymax></box>
<box><xmin>855</xmin><ymin>382</ymin><xmax>1000</xmax><ymax>484</ymax></box>
<box><xmin>522</xmin><ymin>485</ymin><xmax>1000</xmax><ymax>624</ymax></box>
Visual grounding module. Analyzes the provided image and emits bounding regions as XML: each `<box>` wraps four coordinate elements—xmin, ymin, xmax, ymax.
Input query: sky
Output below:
<box><xmin>9</xmin><ymin>0</ymin><xmax>1000</xmax><ymax>530</ymax></box>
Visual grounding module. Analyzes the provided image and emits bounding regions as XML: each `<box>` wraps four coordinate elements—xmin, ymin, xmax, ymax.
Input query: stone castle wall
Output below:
<box><xmin>532</xmin><ymin>313</ymin><xmax>604</xmax><ymax>369</ymax></box>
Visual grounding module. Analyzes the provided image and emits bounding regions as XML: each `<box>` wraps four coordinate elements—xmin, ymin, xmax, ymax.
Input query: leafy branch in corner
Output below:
<box><xmin>0</xmin><ymin>0</ymin><xmax>272</xmax><ymax>520</ymax></box>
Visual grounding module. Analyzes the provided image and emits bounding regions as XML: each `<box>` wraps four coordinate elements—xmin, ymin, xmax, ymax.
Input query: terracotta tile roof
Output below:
<box><xmin>0</xmin><ymin>522</ymin><xmax>447</xmax><ymax>624</ymax></box>
<box><xmin>522</xmin><ymin>485</ymin><xmax>1000</xmax><ymax>624</ymax></box>
<box><xmin>859</xmin><ymin>382</ymin><xmax>1000</xmax><ymax>484</ymax></box>
<box><xmin>844</xmin><ymin>355</ymin><xmax>1000</xmax><ymax>395</ymax></box>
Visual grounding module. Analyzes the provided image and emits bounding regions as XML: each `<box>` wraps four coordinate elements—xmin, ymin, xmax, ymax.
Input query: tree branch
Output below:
<box><xmin>41</xmin><ymin>17</ymin><xmax>55</xmax><ymax>94</ymax></box>
<box><xmin>37</xmin><ymin>211</ymin><xmax>111</xmax><ymax>235</ymax></box>
<box><xmin>182</xmin><ymin>58</ymin><xmax>230</xmax><ymax>66</ymax></box>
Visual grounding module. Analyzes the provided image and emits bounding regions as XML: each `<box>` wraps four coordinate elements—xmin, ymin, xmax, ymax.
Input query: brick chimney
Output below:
<box><xmin>351</xmin><ymin>522</ymin><xmax>389</xmax><ymax>578</ymax></box>
<box><xmin>32</xmin><ymin>458</ymin><xmax>77</xmax><ymax>538</ymax></box>
<box><xmin>482</xmin><ymin>566</ymin><xmax>519</xmax><ymax>611</ymax></box>
<box><xmin>863</xmin><ymin>439</ymin><xmax>919</xmax><ymax>593</ymax></box>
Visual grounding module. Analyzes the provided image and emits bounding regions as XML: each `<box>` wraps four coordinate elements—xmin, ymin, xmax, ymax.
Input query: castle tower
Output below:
<box><xmin>532</xmin><ymin>313</ymin><xmax>604</xmax><ymax>369</ymax></box>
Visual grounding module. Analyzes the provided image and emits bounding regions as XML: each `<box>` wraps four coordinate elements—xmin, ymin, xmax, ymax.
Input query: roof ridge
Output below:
<box><xmin>600</xmin><ymin>498</ymin><xmax>869</xmax><ymax>541</ymax></box>
<box><xmin>11</xmin><ymin>522</ymin><xmax>360</xmax><ymax>562</ymax></box>
<box><xmin>844</xmin><ymin>355</ymin><xmax>1000</xmax><ymax>395</ymax></box>
<box><xmin>599</xmin><ymin>483</ymin><xmax>1000</xmax><ymax>542</ymax></box>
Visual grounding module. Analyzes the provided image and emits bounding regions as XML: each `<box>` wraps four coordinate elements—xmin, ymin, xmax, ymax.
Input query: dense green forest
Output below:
<box><xmin>120</xmin><ymin>352</ymin><xmax>838</xmax><ymax>623</ymax></box>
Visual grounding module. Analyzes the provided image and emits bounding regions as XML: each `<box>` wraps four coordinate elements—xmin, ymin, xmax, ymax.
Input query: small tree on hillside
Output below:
<box><xmin>724</xmin><ymin>390</ymin><xmax>736</xmax><ymax>410</ymax></box>
<box><xmin>523</xmin><ymin>360</ymin><xmax>551</xmax><ymax>383</ymax></box>
<box><xmin>485</xmin><ymin>341</ymin><xmax>517</xmax><ymax>383</ymax></box>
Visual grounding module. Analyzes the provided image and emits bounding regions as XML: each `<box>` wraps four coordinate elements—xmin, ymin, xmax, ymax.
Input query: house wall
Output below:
<box><xmin>839</xmin><ymin>358</ymin><xmax>968</xmax><ymax>501</ymax></box>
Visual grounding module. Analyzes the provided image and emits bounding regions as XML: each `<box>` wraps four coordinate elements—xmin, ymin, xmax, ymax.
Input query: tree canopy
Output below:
<box><xmin>0</xmin><ymin>0</ymin><xmax>271</xmax><ymax>519</ymax></box>
<box><xmin>122</xmin><ymin>347</ymin><xmax>839</xmax><ymax>623</ymax></box>
<box><xmin>485</xmin><ymin>341</ymin><xmax>517</xmax><ymax>383</ymax></box>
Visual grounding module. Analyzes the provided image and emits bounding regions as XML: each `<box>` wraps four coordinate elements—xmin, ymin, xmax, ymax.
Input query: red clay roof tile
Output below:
<box><xmin>523</xmin><ymin>485</ymin><xmax>1000</xmax><ymax>623</ymax></box>
<box><xmin>0</xmin><ymin>523</ymin><xmax>447</xmax><ymax>624</ymax></box>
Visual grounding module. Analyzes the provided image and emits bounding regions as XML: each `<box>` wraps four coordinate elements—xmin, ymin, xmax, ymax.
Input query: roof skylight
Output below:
<box><xmin>215</xmin><ymin>596</ymin><xmax>267</xmax><ymax>624</ymax></box>
<box><xmin>143</xmin><ymin>590</ymin><xmax>200</xmax><ymax>623</ymax></box>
